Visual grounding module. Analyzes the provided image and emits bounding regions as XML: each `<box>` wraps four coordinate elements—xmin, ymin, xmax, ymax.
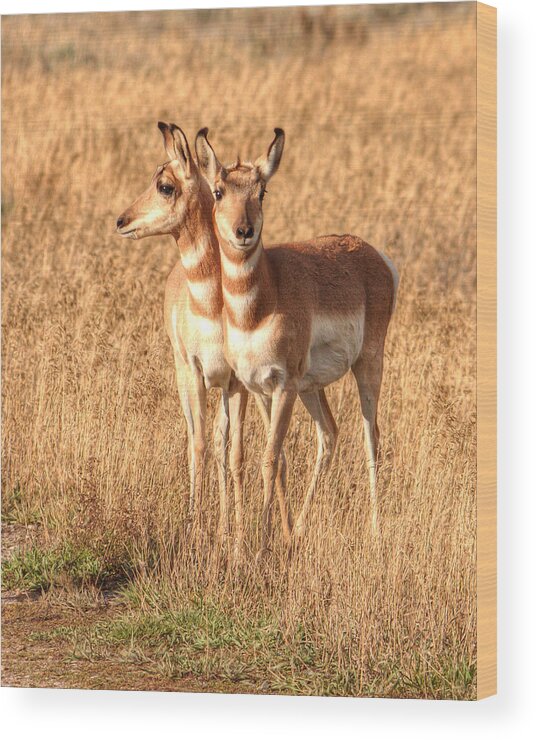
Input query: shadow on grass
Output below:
<box><xmin>2</xmin><ymin>542</ymin><xmax>135</xmax><ymax>595</ymax></box>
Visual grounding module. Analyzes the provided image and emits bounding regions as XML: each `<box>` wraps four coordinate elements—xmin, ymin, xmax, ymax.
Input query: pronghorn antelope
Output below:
<box><xmin>115</xmin><ymin>122</ymin><xmax>245</xmax><ymax>550</ymax></box>
<box><xmin>115</xmin><ymin>123</ymin><xmax>292</xmax><ymax>558</ymax></box>
<box><xmin>196</xmin><ymin>127</ymin><xmax>398</xmax><ymax>561</ymax></box>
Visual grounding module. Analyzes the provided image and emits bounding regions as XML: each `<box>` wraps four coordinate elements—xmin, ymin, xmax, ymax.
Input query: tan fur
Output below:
<box><xmin>196</xmin><ymin>128</ymin><xmax>398</xmax><ymax>557</ymax></box>
<box><xmin>117</xmin><ymin>123</ymin><xmax>245</xmax><ymax>556</ymax></box>
<box><xmin>116</xmin><ymin>123</ymin><xmax>292</xmax><ymax>559</ymax></box>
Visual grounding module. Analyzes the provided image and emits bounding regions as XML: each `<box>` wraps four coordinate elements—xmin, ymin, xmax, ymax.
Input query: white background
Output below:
<box><xmin>0</xmin><ymin>0</ymin><xmax>534</xmax><ymax>737</ymax></box>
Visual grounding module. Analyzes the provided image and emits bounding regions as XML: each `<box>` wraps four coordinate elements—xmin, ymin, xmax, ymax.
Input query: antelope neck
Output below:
<box><xmin>175</xmin><ymin>198</ymin><xmax>223</xmax><ymax>319</ymax></box>
<box><xmin>219</xmin><ymin>238</ymin><xmax>276</xmax><ymax>330</ymax></box>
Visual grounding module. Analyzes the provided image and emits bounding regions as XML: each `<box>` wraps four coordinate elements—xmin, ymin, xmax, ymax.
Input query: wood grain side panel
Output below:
<box><xmin>476</xmin><ymin>1</ymin><xmax>497</xmax><ymax>701</ymax></box>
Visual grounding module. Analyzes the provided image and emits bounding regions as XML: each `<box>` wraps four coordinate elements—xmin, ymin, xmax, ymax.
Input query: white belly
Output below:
<box><xmin>300</xmin><ymin>311</ymin><xmax>365</xmax><ymax>391</ymax></box>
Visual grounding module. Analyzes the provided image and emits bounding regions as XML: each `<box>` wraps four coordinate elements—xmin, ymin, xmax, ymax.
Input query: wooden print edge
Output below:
<box><xmin>476</xmin><ymin>1</ymin><xmax>497</xmax><ymax>701</ymax></box>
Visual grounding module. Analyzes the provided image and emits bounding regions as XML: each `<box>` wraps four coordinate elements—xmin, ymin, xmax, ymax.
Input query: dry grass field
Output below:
<box><xmin>2</xmin><ymin>4</ymin><xmax>477</xmax><ymax>698</ymax></box>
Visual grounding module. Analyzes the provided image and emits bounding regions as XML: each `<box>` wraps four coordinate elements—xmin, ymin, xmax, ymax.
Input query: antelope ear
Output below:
<box><xmin>158</xmin><ymin>121</ymin><xmax>176</xmax><ymax>161</ymax></box>
<box><xmin>255</xmin><ymin>128</ymin><xmax>285</xmax><ymax>182</ymax></box>
<box><xmin>158</xmin><ymin>122</ymin><xmax>193</xmax><ymax>178</ymax></box>
<box><xmin>169</xmin><ymin>123</ymin><xmax>193</xmax><ymax>178</ymax></box>
<box><xmin>195</xmin><ymin>128</ymin><xmax>225</xmax><ymax>190</ymax></box>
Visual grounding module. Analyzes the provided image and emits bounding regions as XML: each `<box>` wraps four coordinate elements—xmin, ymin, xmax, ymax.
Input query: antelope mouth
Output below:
<box><xmin>117</xmin><ymin>227</ymin><xmax>139</xmax><ymax>239</ymax></box>
<box><xmin>229</xmin><ymin>237</ymin><xmax>257</xmax><ymax>252</ymax></box>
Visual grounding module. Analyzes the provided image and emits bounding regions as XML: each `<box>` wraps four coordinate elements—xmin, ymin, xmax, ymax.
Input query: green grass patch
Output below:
<box><xmin>27</xmin><ymin>596</ymin><xmax>475</xmax><ymax>698</ymax></box>
<box><xmin>30</xmin><ymin>598</ymin><xmax>338</xmax><ymax>694</ymax></box>
<box><xmin>2</xmin><ymin>543</ymin><xmax>105</xmax><ymax>592</ymax></box>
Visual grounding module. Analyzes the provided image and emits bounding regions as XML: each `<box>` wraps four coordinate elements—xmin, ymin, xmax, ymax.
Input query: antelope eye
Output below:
<box><xmin>259</xmin><ymin>188</ymin><xmax>266</xmax><ymax>202</ymax></box>
<box><xmin>214</xmin><ymin>190</ymin><xmax>223</xmax><ymax>201</ymax></box>
<box><xmin>158</xmin><ymin>183</ymin><xmax>174</xmax><ymax>196</ymax></box>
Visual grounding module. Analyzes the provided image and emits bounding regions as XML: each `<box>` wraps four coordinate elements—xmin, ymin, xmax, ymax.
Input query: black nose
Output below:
<box><xmin>236</xmin><ymin>226</ymin><xmax>254</xmax><ymax>240</ymax></box>
<box><xmin>116</xmin><ymin>216</ymin><xmax>126</xmax><ymax>229</ymax></box>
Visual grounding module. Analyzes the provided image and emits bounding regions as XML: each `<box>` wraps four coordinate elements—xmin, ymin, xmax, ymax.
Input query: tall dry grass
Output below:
<box><xmin>2</xmin><ymin>4</ymin><xmax>477</xmax><ymax>697</ymax></box>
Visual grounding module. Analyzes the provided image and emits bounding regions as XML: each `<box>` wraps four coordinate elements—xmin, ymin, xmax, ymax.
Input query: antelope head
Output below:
<box><xmin>195</xmin><ymin>127</ymin><xmax>285</xmax><ymax>252</ymax></box>
<box><xmin>116</xmin><ymin>122</ymin><xmax>201</xmax><ymax>240</ymax></box>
